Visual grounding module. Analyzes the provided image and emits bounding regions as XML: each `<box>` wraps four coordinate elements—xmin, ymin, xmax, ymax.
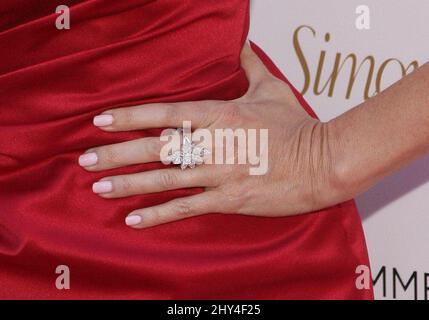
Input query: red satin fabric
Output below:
<box><xmin>0</xmin><ymin>0</ymin><xmax>373</xmax><ymax>299</ymax></box>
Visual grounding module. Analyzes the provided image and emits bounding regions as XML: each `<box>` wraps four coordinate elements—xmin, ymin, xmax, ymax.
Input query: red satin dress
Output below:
<box><xmin>0</xmin><ymin>0</ymin><xmax>373</xmax><ymax>299</ymax></box>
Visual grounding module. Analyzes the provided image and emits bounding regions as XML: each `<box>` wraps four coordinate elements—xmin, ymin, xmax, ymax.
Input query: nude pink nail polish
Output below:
<box><xmin>92</xmin><ymin>181</ymin><xmax>113</xmax><ymax>194</ymax></box>
<box><xmin>125</xmin><ymin>215</ymin><xmax>142</xmax><ymax>226</ymax></box>
<box><xmin>78</xmin><ymin>152</ymin><xmax>98</xmax><ymax>167</ymax></box>
<box><xmin>93</xmin><ymin>114</ymin><xmax>113</xmax><ymax>127</ymax></box>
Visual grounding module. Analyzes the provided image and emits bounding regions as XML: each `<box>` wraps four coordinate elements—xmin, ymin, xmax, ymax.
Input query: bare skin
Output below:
<box><xmin>78</xmin><ymin>43</ymin><xmax>429</xmax><ymax>229</ymax></box>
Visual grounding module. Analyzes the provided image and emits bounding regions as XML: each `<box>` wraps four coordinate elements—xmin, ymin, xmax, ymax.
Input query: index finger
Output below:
<box><xmin>93</xmin><ymin>100</ymin><xmax>222</xmax><ymax>132</ymax></box>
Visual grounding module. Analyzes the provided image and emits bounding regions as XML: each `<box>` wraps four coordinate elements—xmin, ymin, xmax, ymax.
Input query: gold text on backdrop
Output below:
<box><xmin>293</xmin><ymin>25</ymin><xmax>419</xmax><ymax>100</ymax></box>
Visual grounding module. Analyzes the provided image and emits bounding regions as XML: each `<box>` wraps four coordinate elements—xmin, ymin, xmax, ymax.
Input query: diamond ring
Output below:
<box><xmin>166</xmin><ymin>129</ymin><xmax>211</xmax><ymax>170</ymax></box>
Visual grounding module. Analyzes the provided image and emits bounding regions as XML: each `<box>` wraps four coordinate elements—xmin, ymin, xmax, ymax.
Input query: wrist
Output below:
<box><xmin>299</xmin><ymin>119</ymin><xmax>354</xmax><ymax>210</ymax></box>
<box><xmin>325</xmin><ymin>117</ymin><xmax>360</xmax><ymax>203</ymax></box>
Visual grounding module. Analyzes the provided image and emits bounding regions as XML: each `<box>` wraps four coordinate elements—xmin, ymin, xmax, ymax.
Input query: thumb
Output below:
<box><xmin>240</xmin><ymin>40</ymin><xmax>270</xmax><ymax>92</ymax></box>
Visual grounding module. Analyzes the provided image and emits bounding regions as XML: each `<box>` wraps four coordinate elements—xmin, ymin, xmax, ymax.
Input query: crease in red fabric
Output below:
<box><xmin>0</xmin><ymin>0</ymin><xmax>373</xmax><ymax>299</ymax></box>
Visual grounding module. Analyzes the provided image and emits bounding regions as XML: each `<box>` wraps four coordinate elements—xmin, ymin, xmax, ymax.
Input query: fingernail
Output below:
<box><xmin>125</xmin><ymin>215</ymin><xmax>142</xmax><ymax>226</ymax></box>
<box><xmin>93</xmin><ymin>114</ymin><xmax>113</xmax><ymax>127</ymax></box>
<box><xmin>78</xmin><ymin>152</ymin><xmax>98</xmax><ymax>167</ymax></box>
<box><xmin>92</xmin><ymin>181</ymin><xmax>113</xmax><ymax>194</ymax></box>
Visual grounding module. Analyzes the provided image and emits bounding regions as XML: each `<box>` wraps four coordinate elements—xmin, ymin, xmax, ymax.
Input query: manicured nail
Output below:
<box><xmin>78</xmin><ymin>152</ymin><xmax>98</xmax><ymax>167</ymax></box>
<box><xmin>93</xmin><ymin>114</ymin><xmax>113</xmax><ymax>127</ymax></box>
<box><xmin>92</xmin><ymin>181</ymin><xmax>113</xmax><ymax>194</ymax></box>
<box><xmin>125</xmin><ymin>215</ymin><xmax>142</xmax><ymax>226</ymax></box>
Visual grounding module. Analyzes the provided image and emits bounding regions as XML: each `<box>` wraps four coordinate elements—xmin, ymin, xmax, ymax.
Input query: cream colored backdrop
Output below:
<box><xmin>249</xmin><ymin>0</ymin><xmax>429</xmax><ymax>300</ymax></box>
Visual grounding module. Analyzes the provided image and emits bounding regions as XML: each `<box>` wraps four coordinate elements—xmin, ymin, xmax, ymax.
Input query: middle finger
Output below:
<box><xmin>78</xmin><ymin>137</ymin><xmax>162</xmax><ymax>171</ymax></box>
<box><xmin>92</xmin><ymin>166</ymin><xmax>220</xmax><ymax>198</ymax></box>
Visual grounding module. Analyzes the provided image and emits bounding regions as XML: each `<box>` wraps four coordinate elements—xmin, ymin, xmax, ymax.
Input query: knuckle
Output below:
<box><xmin>101</xmin><ymin>147</ymin><xmax>121</xmax><ymax>165</ymax></box>
<box><xmin>220</xmin><ymin>103</ymin><xmax>242</xmax><ymax>124</ymax></box>
<box><xmin>118</xmin><ymin>108</ymin><xmax>135</xmax><ymax>126</ymax></box>
<box><xmin>174</xmin><ymin>198</ymin><xmax>193</xmax><ymax>216</ymax></box>
<box><xmin>144</xmin><ymin>138</ymin><xmax>161</xmax><ymax>158</ymax></box>
<box><xmin>118</xmin><ymin>177</ymin><xmax>134</xmax><ymax>193</ymax></box>
<box><xmin>198</xmin><ymin>106</ymin><xmax>213</xmax><ymax>127</ymax></box>
<box><xmin>221</xmin><ymin>164</ymin><xmax>241</xmax><ymax>178</ymax></box>
<box><xmin>221</xmin><ymin>165</ymin><xmax>235</xmax><ymax>177</ymax></box>
<box><xmin>157</xmin><ymin>170</ymin><xmax>179</xmax><ymax>189</ymax></box>
<box><xmin>149</xmin><ymin>207</ymin><xmax>162</xmax><ymax>223</ymax></box>
<box><xmin>162</xmin><ymin>104</ymin><xmax>178</xmax><ymax>124</ymax></box>
<box><xmin>219</xmin><ymin>185</ymin><xmax>247</xmax><ymax>213</ymax></box>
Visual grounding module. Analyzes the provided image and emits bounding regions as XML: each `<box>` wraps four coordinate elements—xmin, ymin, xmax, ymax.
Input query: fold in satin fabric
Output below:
<box><xmin>0</xmin><ymin>0</ymin><xmax>373</xmax><ymax>299</ymax></box>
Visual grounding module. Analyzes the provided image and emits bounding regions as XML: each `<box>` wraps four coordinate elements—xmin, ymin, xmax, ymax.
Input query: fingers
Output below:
<box><xmin>239</xmin><ymin>40</ymin><xmax>271</xmax><ymax>93</ymax></box>
<box><xmin>80</xmin><ymin>42</ymin><xmax>270</xmax><ymax>231</ymax></box>
<box><xmin>124</xmin><ymin>191</ymin><xmax>221</xmax><ymax>229</ymax></box>
<box><xmin>92</xmin><ymin>167</ymin><xmax>219</xmax><ymax>198</ymax></box>
<box><xmin>78</xmin><ymin>137</ymin><xmax>162</xmax><ymax>171</ymax></box>
<box><xmin>93</xmin><ymin>100</ymin><xmax>222</xmax><ymax>132</ymax></box>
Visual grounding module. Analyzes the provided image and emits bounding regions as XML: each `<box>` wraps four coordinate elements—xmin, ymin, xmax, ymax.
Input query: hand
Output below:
<box><xmin>78</xmin><ymin>43</ymin><xmax>346</xmax><ymax>229</ymax></box>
